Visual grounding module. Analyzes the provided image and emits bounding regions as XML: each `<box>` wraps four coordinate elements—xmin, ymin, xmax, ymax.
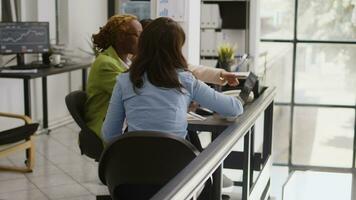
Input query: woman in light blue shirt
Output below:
<box><xmin>102</xmin><ymin>17</ymin><xmax>243</xmax><ymax>143</ymax></box>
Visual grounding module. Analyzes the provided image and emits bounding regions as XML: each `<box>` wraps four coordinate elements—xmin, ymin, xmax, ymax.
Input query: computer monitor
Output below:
<box><xmin>121</xmin><ymin>2</ymin><xmax>150</xmax><ymax>20</ymax></box>
<box><xmin>0</xmin><ymin>22</ymin><xmax>50</xmax><ymax>54</ymax></box>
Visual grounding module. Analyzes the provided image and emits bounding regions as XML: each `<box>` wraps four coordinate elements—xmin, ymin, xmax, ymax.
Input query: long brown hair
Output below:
<box><xmin>92</xmin><ymin>14</ymin><xmax>137</xmax><ymax>53</ymax></box>
<box><xmin>129</xmin><ymin>17</ymin><xmax>188</xmax><ymax>92</ymax></box>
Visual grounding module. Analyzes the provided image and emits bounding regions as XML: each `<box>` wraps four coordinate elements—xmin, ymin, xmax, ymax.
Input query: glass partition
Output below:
<box><xmin>260</xmin><ymin>0</ymin><xmax>294</xmax><ymax>40</ymax></box>
<box><xmin>292</xmin><ymin>107</ymin><xmax>354</xmax><ymax>168</ymax></box>
<box><xmin>298</xmin><ymin>0</ymin><xmax>356</xmax><ymax>41</ymax></box>
<box><xmin>261</xmin><ymin>0</ymin><xmax>356</xmax><ymax>170</ymax></box>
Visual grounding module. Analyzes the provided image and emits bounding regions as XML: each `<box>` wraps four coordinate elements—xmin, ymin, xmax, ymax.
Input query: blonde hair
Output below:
<box><xmin>92</xmin><ymin>14</ymin><xmax>137</xmax><ymax>53</ymax></box>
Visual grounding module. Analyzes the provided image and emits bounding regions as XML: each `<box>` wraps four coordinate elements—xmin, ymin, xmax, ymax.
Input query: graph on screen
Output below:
<box><xmin>0</xmin><ymin>22</ymin><xmax>49</xmax><ymax>53</ymax></box>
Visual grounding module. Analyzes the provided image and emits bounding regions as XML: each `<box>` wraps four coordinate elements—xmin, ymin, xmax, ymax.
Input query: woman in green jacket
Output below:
<box><xmin>85</xmin><ymin>14</ymin><xmax>142</xmax><ymax>138</ymax></box>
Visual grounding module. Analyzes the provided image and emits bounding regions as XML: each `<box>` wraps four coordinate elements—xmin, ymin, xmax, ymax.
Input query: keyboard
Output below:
<box><xmin>8</xmin><ymin>63</ymin><xmax>51</xmax><ymax>70</ymax></box>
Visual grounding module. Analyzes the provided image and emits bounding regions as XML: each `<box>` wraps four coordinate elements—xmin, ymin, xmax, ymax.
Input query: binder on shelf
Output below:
<box><xmin>210</xmin><ymin>4</ymin><xmax>222</xmax><ymax>29</ymax></box>
<box><xmin>201</xmin><ymin>3</ymin><xmax>222</xmax><ymax>29</ymax></box>
<box><xmin>200</xmin><ymin>29</ymin><xmax>217</xmax><ymax>56</ymax></box>
<box><xmin>200</xmin><ymin>59</ymin><xmax>218</xmax><ymax>68</ymax></box>
<box><xmin>201</xmin><ymin>4</ymin><xmax>210</xmax><ymax>28</ymax></box>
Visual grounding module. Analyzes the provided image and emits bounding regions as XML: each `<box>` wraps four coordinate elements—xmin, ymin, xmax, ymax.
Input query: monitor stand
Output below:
<box><xmin>16</xmin><ymin>53</ymin><xmax>25</xmax><ymax>66</ymax></box>
<box><xmin>7</xmin><ymin>53</ymin><xmax>50</xmax><ymax>70</ymax></box>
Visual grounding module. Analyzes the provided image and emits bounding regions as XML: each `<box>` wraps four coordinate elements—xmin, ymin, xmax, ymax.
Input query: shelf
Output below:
<box><xmin>200</xmin><ymin>0</ymin><xmax>251</xmax><ymax>71</ymax></box>
<box><xmin>203</xmin><ymin>1</ymin><xmax>247</xmax><ymax>29</ymax></box>
<box><xmin>203</xmin><ymin>0</ymin><xmax>248</xmax><ymax>2</ymax></box>
<box><xmin>200</xmin><ymin>55</ymin><xmax>247</xmax><ymax>59</ymax></box>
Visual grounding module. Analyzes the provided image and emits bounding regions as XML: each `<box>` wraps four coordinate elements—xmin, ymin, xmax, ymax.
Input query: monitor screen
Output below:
<box><xmin>121</xmin><ymin>2</ymin><xmax>150</xmax><ymax>20</ymax></box>
<box><xmin>0</xmin><ymin>22</ymin><xmax>50</xmax><ymax>54</ymax></box>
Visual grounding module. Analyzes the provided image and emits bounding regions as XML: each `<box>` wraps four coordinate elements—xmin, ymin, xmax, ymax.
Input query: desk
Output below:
<box><xmin>187</xmin><ymin>90</ymin><xmax>273</xmax><ymax>200</ymax></box>
<box><xmin>188</xmin><ymin>116</ymin><xmax>230</xmax><ymax>199</ymax></box>
<box><xmin>0</xmin><ymin>62</ymin><xmax>91</xmax><ymax>132</ymax></box>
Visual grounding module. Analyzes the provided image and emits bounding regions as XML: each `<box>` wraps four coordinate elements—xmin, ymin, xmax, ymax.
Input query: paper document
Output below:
<box><xmin>233</xmin><ymin>71</ymin><xmax>250</xmax><ymax>78</ymax></box>
<box><xmin>222</xmin><ymin>90</ymin><xmax>241</xmax><ymax>98</ymax></box>
<box><xmin>187</xmin><ymin>112</ymin><xmax>207</xmax><ymax>121</ymax></box>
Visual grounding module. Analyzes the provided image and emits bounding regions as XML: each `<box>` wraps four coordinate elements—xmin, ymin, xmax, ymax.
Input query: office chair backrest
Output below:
<box><xmin>98</xmin><ymin>131</ymin><xmax>201</xmax><ymax>200</ymax></box>
<box><xmin>65</xmin><ymin>90</ymin><xmax>87</xmax><ymax>130</ymax></box>
<box><xmin>65</xmin><ymin>90</ymin><xmax>104</xmax><ymax>161</ymax></box>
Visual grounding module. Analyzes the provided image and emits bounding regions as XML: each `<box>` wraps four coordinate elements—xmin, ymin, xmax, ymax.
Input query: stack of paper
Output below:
<box><xmin>187</xmin><ymin>112</ymin><xmax>206</xmax><ymax>121</ymax></box>
<box><xmin>234</xmin><ymin>71</ymin><xmax>250</xmax><ymax>79</ymax></box>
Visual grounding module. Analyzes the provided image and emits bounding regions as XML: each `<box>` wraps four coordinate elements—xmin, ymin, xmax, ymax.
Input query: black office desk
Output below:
<box><xmin>0</xmin><ymin>62</ymin><xmax>91</xmax><ymax>133</ymax></box>
<box><xmin>188</xmin><ymin>116</ymin><xmax>229</xmax><ymax>200</ymax></box>
<box><xmin>188</xmin><ymin>101</ymin><xmax>273</xmax><ymax>200</ymax></box>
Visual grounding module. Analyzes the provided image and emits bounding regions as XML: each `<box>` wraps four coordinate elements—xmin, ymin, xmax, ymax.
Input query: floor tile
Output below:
<box><xmin>48</xmin><ymin>127</ymin><xmax>82</xmax><ymax>154</ymax></box>
<box><xmin>7</xmin><ymin>151</ymin><xmax>51</xmax><ymax>168</ymax></box>
<box><xmin>40</xmin><ymin>183</ymin><xmax>91</xmax><ymax>199</ymax></box>
<box><xmin>50</xmin><ymin>127</ymin><xmax>78</xmax><ymax>142</ymax></box>
<box><xmin>0</xmin><ymin>188</ymin><xmax>49</xmax><ymax>200</ymax></box>
<box><xmin>81</xmin><ymin>181</ymin><xmax>109</xmax><ymax>195</ymax></box>
<box><xmin>47</xmin><ymin>152</ymin><xmax>91</xmax><ymax>165</ymax></box>
<box><xmin>28</xmin><ymin>173</ymin><xmax>77</xmax><ymax>188</ymax></box>
<box><xmin>0</xmin><ymin>158</ymin><xmax>13</xmax><ymax>166</ymax></box>
<box><xmin>56</xmin><ymin>159</ymin><xmax>97</xmax><ymax>171</ymax></box>
<box><xmin>38</xmin><ymin>143</ymin><xmax>77</xmax><ymax>158</ymax></box>
<box><xmin>0</xmin><ymin>123</ymin><xmax>106</xmax><ymax>198</ymax></box>
<box><xmin>25</xmin><ymin>163</ymin><xmax>64</xmax><ymax>179</ymax></box>
<box><xmin>283</xmin><ymin>171</ymin><xmax>353</xmax><ymax>200</ymax></box>
<box><xmin>270</xmin><ymin>166</ymin><xmax>290</xmax><ymax>200</ymax></box>
<box><xmin>67</xmin><ymin>144</ymin><xmax>82</xmax><ymax>154</ymax></box>
<box><xmin>65</xmin><ymin>123</ymin><xmax>81</xmax><ymax>132</ymax></box>
<box><xmin>0</xmin><ymin>178</ymin><xmax>36</xmax><ymax>194</ymax></box>
<box><xmin>56</xmin><ymin>195</ymin><xmax>97</xmax><ymax>200</ymax></box>
<box><xmin>0</xmin><ymin>171</ymin><xmax>26</xmax><ymax>181</ymax></box>
<box><xmin>58</xmin><ymin>162</ymin><xmax>99</xmax><ymax>183</ymax></box>
<box><xmin>35</xmin><ymin>136</ymin><xmax>79</xmax><ymax>158</ymax></box>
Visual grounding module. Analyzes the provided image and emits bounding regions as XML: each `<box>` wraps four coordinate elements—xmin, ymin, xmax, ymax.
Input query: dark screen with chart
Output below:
<box><xmin>0</xmin><ymin>22</ymin><xmax>50</xmax><ymax>54</ymax></box>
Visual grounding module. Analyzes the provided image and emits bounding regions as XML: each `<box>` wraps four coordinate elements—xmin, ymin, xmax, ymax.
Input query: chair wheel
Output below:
<box><xmin>24</xmin><ymin>160</ymin><xmax>28</xmax><ymax>165</ymax></box>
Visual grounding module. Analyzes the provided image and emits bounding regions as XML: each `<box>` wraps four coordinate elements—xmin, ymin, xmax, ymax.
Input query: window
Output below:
<box><xmin>261</xmin><ymin>0</ymin><xmax>356</xmax><ymax>169</ymax></box>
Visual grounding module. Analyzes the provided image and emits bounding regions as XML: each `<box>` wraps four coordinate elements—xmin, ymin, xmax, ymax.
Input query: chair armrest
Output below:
<box><xmin>0</xmin><ymin>112</ymin><xmax>32</xmax><ymax>124</ymax></box>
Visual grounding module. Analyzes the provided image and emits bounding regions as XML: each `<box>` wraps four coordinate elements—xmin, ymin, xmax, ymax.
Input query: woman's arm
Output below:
<box><xmin>101</xmin><ymin>82</ymin><xmax>126</xmax><ymax>143</ymax></box>
<box><xmin>190</xmin><ymin>77</ymin><xmax>244</xmax><ymax>117</ymax></box>
<box><xmin>188</xmin><ymin>64</ymin><xmax>239</xmax><ymax>86</ymax></box>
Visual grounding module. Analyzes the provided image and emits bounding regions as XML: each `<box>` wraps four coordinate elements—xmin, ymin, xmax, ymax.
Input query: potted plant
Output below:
<box><xmin>217</xmin><ymin>43</ymin><xmax>236</xmax><ymax>72</ymax></box>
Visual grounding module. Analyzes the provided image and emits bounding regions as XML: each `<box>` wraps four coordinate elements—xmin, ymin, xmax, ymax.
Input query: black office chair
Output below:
<box><xmin>98</xmin><ymin>131</ymin><xmax>211</xmax><ymax>200</ymax></box>
<box><xmin>65</xmin><ymin>90</ymin><xmax>104</xmax><ymax>161</ymax></box>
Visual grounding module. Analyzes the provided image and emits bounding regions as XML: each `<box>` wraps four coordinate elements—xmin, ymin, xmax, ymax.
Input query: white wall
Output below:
<box><xmin>0</xmin><ymin>0</ymin><xmax>107</xmax><ymax>130</ymax></box>
<box><xmin>151</xmin><ymin>0</ymin><xmax>201</xmax><ymax>65</ymax></box>
<box><xmin>183</xmin><ymin>0</ymin><xmax>200</xmax><ymax>65</ymax></box>
<box><xmin>54</xmin><ymin>0</ymin><xmax>107</xmax><ymax>125</ymax></box>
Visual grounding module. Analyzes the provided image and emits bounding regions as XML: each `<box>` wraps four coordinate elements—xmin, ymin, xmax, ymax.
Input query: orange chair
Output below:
<box><xmin>0</xmin><ymin>112</ymin><xmax>38</xmax><ymax>172</ymax></box>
